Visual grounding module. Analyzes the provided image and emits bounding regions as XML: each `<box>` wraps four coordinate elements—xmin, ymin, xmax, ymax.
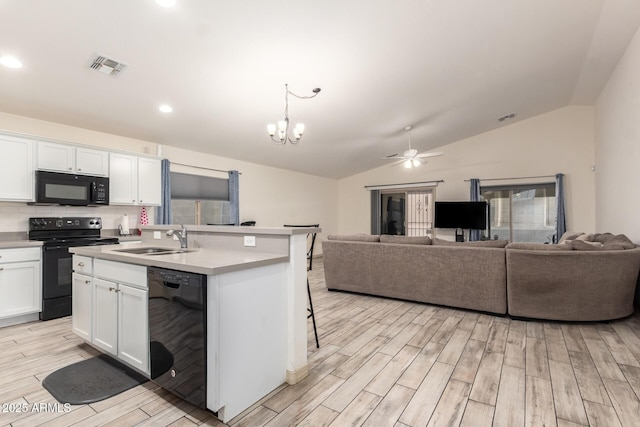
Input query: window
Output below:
<box><xmin>170</xmin><ymin>172</ymin><xmax>231</xmax><ymax>225</ymax></box>
<box><xmin>481</xmin><ymin>183</ymin><xmax>557</xmax><ymax>243</ymax></box>
<box><xmin>379</xmin><ymin>189</ymin><xmax>434</xmax><ymax>236</ymax></box>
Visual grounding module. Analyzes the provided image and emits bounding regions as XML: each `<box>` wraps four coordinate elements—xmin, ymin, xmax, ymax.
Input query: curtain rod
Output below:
<box><xmin>365</xmin><ymin>179</ymin><xmax>444</xmax><ymax>190</ymax></box>
<box><xmin>464</xmin><ymin>174</ymin><xmax>556</xmax><ymax>182</ymax></box>
<box><xmin>170</xmin><ymin>161</ymin><xmax>242</xmax><ymax>175</ymax></box>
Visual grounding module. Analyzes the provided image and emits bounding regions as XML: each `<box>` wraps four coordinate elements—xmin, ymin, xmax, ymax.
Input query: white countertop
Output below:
<box><xmin>0</xmin><ymin>240</ymin><xmax>43</xmax><ymax>249</ymax></box>
<box><xmin>141</xmin><ymin>224</ymin><xmax>320</xmax><ymax>236</ymax></box>
<box><xmin>69</xmin><ymin>242</ymin><xmax>289</xmax><ymax>275</ymax></box>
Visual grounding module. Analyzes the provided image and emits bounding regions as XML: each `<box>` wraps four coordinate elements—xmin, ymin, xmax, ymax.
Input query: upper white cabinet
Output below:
<box><xmin>109</xmin><ymin>153</ymin><xmax>161</xmax><ymax>206</ymax></box>
<box><xmin>37</xmin><ymin>141</ymin><xmax>109</xmax><ymax>176</ymax></box>
<box><xmin>0</xmin><ymin>135</ymin><xmax>34</xmax><ymax>202</ymax></box>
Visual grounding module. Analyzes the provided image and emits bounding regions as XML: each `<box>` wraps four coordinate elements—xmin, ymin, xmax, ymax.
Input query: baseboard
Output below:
<box><xmin>0</xmin><ymin>312</ymin><xmax>40</xmax><ymax>328</ymax></box>
<box><xmin>285</xmin><ymin>364</ymin><xmax>309</xmax><ymax>385</ymax></box>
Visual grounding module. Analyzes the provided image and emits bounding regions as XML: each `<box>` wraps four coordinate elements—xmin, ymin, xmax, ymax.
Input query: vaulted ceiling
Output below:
<box><xmin>1</xmin><ymin>0</ymin><xmax>639</xmax><ymax>178</ymax></box>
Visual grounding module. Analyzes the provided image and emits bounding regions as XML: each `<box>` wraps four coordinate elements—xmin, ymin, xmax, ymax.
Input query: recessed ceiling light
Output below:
<box><xmin>159</xmin><ymin>104</ymin><xmax>173</xmax><ymax>113</ymax></box>
<box><xmin>0</xmin><ymin>55</ymin><xmax>23</xmax><ymax>69</ymax></box>
<box><xmin>155</xmin><ymin>0</ymin><xmax>176</xmax><ymax>7</ymax></box>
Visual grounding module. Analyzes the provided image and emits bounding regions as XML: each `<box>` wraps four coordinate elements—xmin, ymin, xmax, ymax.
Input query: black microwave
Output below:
<box><xmin>34</xmin><ymin>170</ymin><xmax>109</xmax><ymax>206</ymax></box>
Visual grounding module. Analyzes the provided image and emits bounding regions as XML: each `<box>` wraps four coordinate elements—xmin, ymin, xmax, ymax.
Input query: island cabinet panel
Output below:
<box><xmin>72</xmin><ymin>273</ymin><xmax>92</xmax><ymax>341</ymax></box>
<box><xmin>93</xmin><ymin>277</ymin><xmax>118</xmax><ymax>356</ymax></box>
<box><xmin>72</xmin><ymin>256</ymin><xmax>149</xmax><ymax>376</ymax></box>
<box><xmin>118</xmin><ymin>283</ymin><xmax>148</xmax><ymax>373</ymax></box>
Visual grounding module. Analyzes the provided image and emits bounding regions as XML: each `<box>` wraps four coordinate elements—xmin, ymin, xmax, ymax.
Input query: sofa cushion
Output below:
<box><xmin>380</xmin><ymin>235</ymin><xmax>432</xmax><ymax>245</ymax></box>
<box><xmin>506</xmin><ymin>242</ymin><xmax>573</xmax><ymax>251</ymax></box>
<box><xmin>571</xmin><ymin>240</ymin><xmax>605</xmax><ymax>251</ymax></box>
<box><xmin>559</xmin><ymin>231</ymin><xmax>584</xmax><ymax>243</ymax></box>
<box><xmin>593</xmin><ymin>233</ymin><xmax>615</xmax><ymax>244</ymax></box>
<box><xmin>603</xmin><ymin>234</ymin><xmax>635</xmax><ymax>250</ymax></box>
<box><xmin>432</xmin><ymin>238</ymin><xmax>509</xmax><ymax>248</ymax></box>
<box><xmin>327</xmin><ymin>234</ymin><xmax>380</xmax><ymax>242</ymax></box>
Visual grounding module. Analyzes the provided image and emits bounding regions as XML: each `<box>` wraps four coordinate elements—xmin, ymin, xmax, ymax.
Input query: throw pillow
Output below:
<box><xmin>327</xmin><ymin>234</ymin><xmax>380</xmax><ymax>242</ymax></box>
<box><xmin>506</xmin><ymin>243</ymin><xmax>573</xmax><ymax>251</ymax></box>
<box><xmin>380</xmin><ymin>235</ymin><xmax>431</xmax><ymax>245</ymax></box>
<box><xmin>432</xmin><ymin>237</ymin><xmax>509</xmax><ymax>248</ymax></box>
<box><xmin>576</xmin><ymin>234</ymin><xmax>595</xmax><ymax>242</ymax></box>
<box><xmin>571</xmin><ymin>240</ymin><xmax>604</xmax><ymax>251</ymax></box>
<box><xmin>559</xmin><ymin>231</ymin><xmax>584</xmax><ymax>243</ymax></box>
<box><xmin>593</xmin><ymin>233</ymin><xmax>615</xmax><ymax>244</ymax></box>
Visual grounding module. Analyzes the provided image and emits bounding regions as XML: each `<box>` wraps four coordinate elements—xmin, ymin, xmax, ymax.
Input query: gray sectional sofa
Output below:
<box><xmin>322</xmin><ymin>233</ymin><xmax>640</xmax><ymax>321</ymax></box>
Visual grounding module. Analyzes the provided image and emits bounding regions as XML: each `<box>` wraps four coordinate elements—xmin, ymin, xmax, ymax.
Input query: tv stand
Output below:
<box><xmin>455</xmin><ymin>228</ymin><xmax>465</xmax><ymax>242</ymax></box>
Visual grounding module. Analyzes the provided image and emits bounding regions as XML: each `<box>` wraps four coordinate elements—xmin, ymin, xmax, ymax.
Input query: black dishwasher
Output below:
<box><xmin>148</xmin><ymin>267</ymin><xmax>207</xmax><ymax>408</ymax></box>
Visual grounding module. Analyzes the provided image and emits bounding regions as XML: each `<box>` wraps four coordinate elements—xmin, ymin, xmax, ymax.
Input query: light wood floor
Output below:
<box><xmin>2</xmin><ymin>259</ymin><xmax>640</xmax><ymax>426</ymax></box>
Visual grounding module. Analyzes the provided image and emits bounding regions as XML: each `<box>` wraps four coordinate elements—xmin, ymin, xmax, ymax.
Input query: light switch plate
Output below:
<box><xmin>153</xmin><ymin>231</ymin><xmax>161</xmax><ymax>239</ymax></box>
<box><xmin>244</xmin><ymin>235</ymin><xmax>256</xmax><ymax>247</ymax></box>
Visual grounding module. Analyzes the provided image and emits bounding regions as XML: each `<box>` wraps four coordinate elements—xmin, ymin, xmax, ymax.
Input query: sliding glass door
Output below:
<box><xmin>380</xmin><ymin>189</ymin><xmax>434</xmax><ymax>236</ymax></box>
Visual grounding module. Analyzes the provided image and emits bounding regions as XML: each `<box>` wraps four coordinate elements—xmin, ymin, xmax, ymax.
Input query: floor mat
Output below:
<box><xmin>42</xmin><ymin>354</ymin><xmax>149</xmax><ymax>404</ymax></box>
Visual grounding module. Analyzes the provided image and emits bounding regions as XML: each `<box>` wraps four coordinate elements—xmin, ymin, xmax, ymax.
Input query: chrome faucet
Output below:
<box><xmin>167</xmin><ymin>224</ymin><xmax>188</xmax><ymax>248</ymax></box>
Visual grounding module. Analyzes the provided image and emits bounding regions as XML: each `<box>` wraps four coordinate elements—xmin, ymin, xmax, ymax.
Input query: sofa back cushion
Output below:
<box><xmin>507</xmin><ymin>242</ymin><xmax>574</xmax><ymax>251</ymax></box>
<box><xmin>432</xmin><ymin>237</ymin><xmax>509</xmax><ymax>248</ymax></box>
<box><xmin>380</xmin><ymin>235</ymin><xmax>432</xmax><ymax>245</ymax></box>
<box><xmin>327</xmin><ymin>234</ymin><xmax>380</xmax><ymax>242</ymax></box>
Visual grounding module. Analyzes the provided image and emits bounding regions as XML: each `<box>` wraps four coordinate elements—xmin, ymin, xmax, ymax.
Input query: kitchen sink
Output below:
<box><xmin>114</xmin><ymin>247</ymin><xmax>194</xmax><ymax>255</ymax></box>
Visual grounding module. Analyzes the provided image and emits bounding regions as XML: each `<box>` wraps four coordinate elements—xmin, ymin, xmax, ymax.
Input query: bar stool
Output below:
<box><xmin>284</xmin><ymin>224</ymin><xmax>320</xmax><ymax>348</ymax></box>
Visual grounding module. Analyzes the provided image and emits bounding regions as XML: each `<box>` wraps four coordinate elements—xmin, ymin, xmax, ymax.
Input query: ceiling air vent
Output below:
<box><xmin>88</xmin><ymin>54</ymin><xmax>127</xmax><ymax>77</ymax></box>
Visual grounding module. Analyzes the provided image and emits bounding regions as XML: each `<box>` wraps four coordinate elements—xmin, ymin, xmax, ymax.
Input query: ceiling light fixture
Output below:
<box><xmin>159</xmin><ymin>104</ymin><xmax>173</xmax><ymax>113</ymax></box>
<box><xmin>0</xmin><ymin>55</ymin><xmax>23</xmax><ymax>69</ymax></box>
<box><xmin>155</xmin><ymin>0</ymin><xmax>176</xmax><ymax>7</ymax></box>
<box><xmin>267</xmin><ymin>84</ymin><xmax>321</xmax><ymax>145</ymax></box>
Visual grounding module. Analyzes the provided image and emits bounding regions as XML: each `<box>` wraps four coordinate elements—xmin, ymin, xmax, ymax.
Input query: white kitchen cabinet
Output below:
<box><xmin>72</xmin><ymin>273</ymin><xmax>92</xmax><ymax>341</ymax></box>
<box><xmin>0</xmin><ymin>135</ymin><xmax>34</xmax><ymax>202</ymax></box>
<box><xmin>118</xmin><ymin>283</ymin><xmax>149</xmax><ymax>373</ymax></box>
<box><xmin>0</xmin><ymin>247</ymin><xmax>41</xmax><ymax>320</ymax></box>
<box><xmin>37</xmin><ymin>141</ymin><xmax>109</xmax><ymax>176</ymax></box>
<box><xmin>93</xmin><ymin>277</ymin><xmax>118</xmax><ymax>356</ymax></box>
<box><xmin>109</xmin><ymin>153</ymin><xmax>161</xmax><ymax>206</ymax></box>
<box><xmin>73</xmin><ymin>258</ymin><xmax>149</xmax><ymax>374</ymax></box>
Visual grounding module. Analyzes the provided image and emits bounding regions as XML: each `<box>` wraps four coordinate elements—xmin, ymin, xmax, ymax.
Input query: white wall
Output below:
<box><xmin>595</xmin><ymin>25</ymin><xmax>640</xmax><ymax>242</ymax></box>
<box><xmin>337</xmin><ymin>106</ymin><xmax>596</xmax><ymax>238</ymax></box>
<box><xmin>0</xmin><ymin>112</ymin><xmax>339</xmax><ymax>251</ymax></box>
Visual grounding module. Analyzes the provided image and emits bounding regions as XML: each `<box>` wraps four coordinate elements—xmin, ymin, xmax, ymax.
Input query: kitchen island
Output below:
<box><xmin>70</xmin><ymin>224</ymin><xmax>318</xmax><ymax>423</ymax></box>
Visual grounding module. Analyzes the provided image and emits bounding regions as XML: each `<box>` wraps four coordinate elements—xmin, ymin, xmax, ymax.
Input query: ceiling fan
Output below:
<box><xmin>382</xmin><ymin>126</ymin><xmax>443</xmax><ymax>168</ymax></box>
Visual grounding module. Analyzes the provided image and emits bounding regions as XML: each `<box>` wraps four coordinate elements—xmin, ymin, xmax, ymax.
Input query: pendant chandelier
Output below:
<box><xmin>267</xmin><ymin>84</ymin><xmax>321</xmax><ymax>145</ymax></box>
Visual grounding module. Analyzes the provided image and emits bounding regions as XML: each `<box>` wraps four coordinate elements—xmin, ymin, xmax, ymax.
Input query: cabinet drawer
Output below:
<box><xmin>73</xmin><ymin>255</ymin><xmax>93</xmax><ymax>275</ymax></box>
<box><xmin>0</xmin><ymin>247</ymin><xmax>41</xmax><ymax>264</ymax></box>
<box><xmin>94</xmin><ymin>259</ymin><xmax>147</xmax><ymax>289</ymax></box>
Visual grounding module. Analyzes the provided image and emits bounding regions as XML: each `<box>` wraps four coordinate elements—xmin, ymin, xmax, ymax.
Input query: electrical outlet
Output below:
<box><xmin>153</xmin><ymin>231</ymin><xmax>161</xmax><ymax>239</ymax></box>
<box><xmin>244</xmin><ymin>235</ymin><xmax>256</xmax><ymax>247</ymax></box>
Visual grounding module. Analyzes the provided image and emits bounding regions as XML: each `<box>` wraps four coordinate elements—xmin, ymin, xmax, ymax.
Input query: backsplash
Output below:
<box><xmin>0</xmin><ymin>202</ymin><xmax>155</xmax><ymax>234</ymax></box>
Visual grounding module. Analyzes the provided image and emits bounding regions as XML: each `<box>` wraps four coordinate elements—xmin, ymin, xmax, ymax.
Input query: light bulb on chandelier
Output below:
<box><xmin>267</xmin><ymin>84</ymin><xmax>320</xmax><ymax>145</ymax></box>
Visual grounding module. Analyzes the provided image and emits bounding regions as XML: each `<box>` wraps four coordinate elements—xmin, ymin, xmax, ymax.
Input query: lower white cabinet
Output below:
<box><xmin>0</xmin><ymin>247</ymin><xmax>41</xmax><ymax>321</ymax></box>
<box><xmin>72</xmin><ymin>256</ymin><xmax>149</xmax><ymax>375</ymax></box>
<box><xmin>71</xmin><ymin>273</ymin><xmax>92</xmax><ymax>341</ymax></box>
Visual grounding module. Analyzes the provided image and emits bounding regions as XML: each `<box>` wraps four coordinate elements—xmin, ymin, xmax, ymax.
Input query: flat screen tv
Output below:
<box><xmin>434</xmin><ymin>201</ymin><xmax>487</xmax><ymax>229</ymax></box>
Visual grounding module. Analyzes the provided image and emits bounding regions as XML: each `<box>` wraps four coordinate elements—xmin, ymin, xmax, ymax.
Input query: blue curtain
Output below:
<box><xmin>469</xmin><ymin>178</ymin><xmax>481</xmax><ymax>241</ymax></box>
<box><xmin>370</xmin><ymin>190</ymin><xmax>381</xmax><ymax>234</ymax></box>
<box><xmin>155</xmin><ymin>159</ymin><xmax>172</xmax><ymax>225</ymax></box>
<box><xmin>229</xmin><ymin>170</ymin><xmax>240</xmax><ymax>225</ymax></box>
<box><xmin>555</xmin><ymin>173</ymin><xmax>566</xmax><ymax>243</ymax></box>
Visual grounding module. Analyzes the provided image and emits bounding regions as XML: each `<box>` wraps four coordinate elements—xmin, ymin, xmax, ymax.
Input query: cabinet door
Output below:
<box><xmin>37</xmin><ymin>141</ymin><xmax>75</xmax><ymax>173</ymax></box>
<box><xmin>0</xmin><ymin>261</ymin><xmax>41</xmax><ymax>319</ymax></box>
<box><xmin>76</xmin><ymin>147</ymin><xmax>109</xmax><ymax>176</ymax></box>
<box><xmin>93</xmin><ymin>278</ymin><xmax>118</xmax><ymax>355</ymax></box>
<box><xmin>72</xmin><ymin>273</ymin><xmax>92</xmax><ymax>341</ymax></box>
<box><xmin>109</xmin><ymin>153</ymin><xmax>138</xmax><ymax>205</ymax></box>
<box><xmin>0</xmin><ymin>136</ymin><xmax>34</xmax><ymax>201</ymax></box>
<box><xmin>137</xmin><ymin>157</ymin><xmax>161</xmax><ymax>206</ymax></box>
<box><xmin>118</xmin><ymin>284</ymin><xmax>149</xmax><ymax>374</ymax></box>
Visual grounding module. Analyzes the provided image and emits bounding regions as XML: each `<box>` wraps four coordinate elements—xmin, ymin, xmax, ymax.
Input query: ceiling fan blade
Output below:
<box><xmin>416</xmin><ymin>151</ymin><xmax>444</xmax><ymax>158</ymax></box>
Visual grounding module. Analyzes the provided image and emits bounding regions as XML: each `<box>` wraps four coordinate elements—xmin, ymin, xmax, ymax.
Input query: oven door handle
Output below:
<box><xmin>43</xmin><ymin>245</ymin><xmax>71</xmax><ymax>251</ymax></box>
